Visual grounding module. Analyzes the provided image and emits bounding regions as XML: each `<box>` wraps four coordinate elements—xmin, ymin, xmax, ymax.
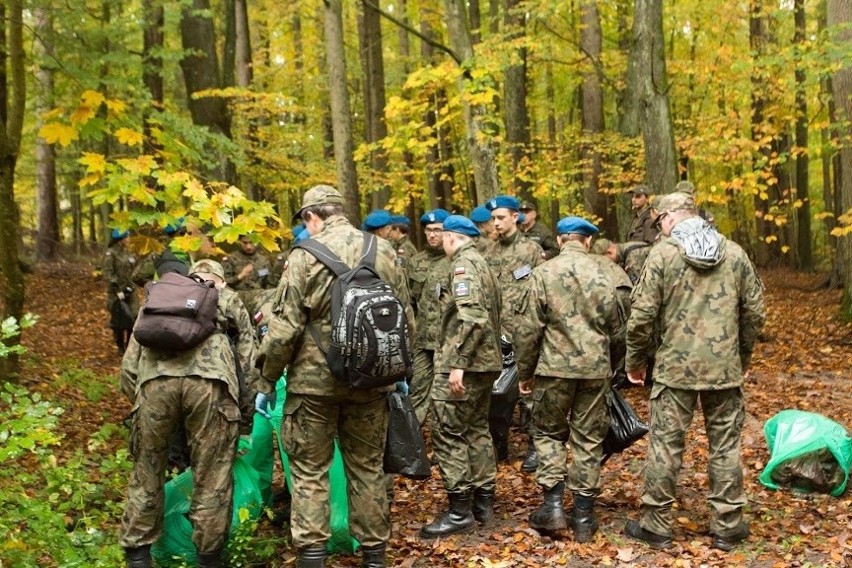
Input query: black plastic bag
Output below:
<box><xmin>110</xmin><ymin>297</ymin><xmax>136</xmax><ymax>330</ymax></box>
<box><xmin>384</xmin><ymin>391</ymin><xmax>431</xmax><ymax>479</ymax></box>
<box><xmin>602</xmin><ymin>386</ymin><xmax>648</xmax><ymax>462</ymax></box>
<box><xmin>489</xmin><ymin>364</ymin><xmax>520</xmax><ymax>462</ymax></box>
<box><xmin>492</xmin><ymin>362</ymin><xmax>519</xmax><ymax>397</ymax></box>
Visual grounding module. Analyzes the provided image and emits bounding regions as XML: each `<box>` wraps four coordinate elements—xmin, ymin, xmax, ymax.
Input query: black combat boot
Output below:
<box><xmin>521</xmin><ymin>439</ymin><xmax>539</xmax><ymax>473</ymax></box>
<box><xmin>361</xmin><ymin>542</ymin><xmax>387</xmax><ymax>568</ymax></box>
<box><xmin>197</xmin><ymin>549</ymin><xmax>224</xmax><ymax>568</ymax></box>
<box><xmin>529</xmin><ymin>481</ymin><xmax>568</xmax><ymax>532</ymax></box>
<box><xmin>472</xmin><ymin>487</ymin><xmax>495</xmax><ymax>525</ymax></box>
<box><xmin>297</xmin><ymin>544</ymin><xmax>327</xmax><ymax>568</ymax></box>
<box><xmin>124</xmin><ymin>545</ymin><xmax>152</xmax><ymax>568</ymax></box>
<box><xmin>419</xmin><ymin>492</ymin><xmax>476</xmax><ymax>538</ymax></box>
<box><xmin>711</xmin><ymin>523</ymin><xmax>749</xmax><ymax>551</ymax></box>
<box><xmin>624</xmin><ymin>520</ymin><xmax>672</xmax><ymax>549</ymax></box>
<box><xmin>571</xmin><ymin>494</ymin><xmax>599</xmax><ymax>543</ymax></box>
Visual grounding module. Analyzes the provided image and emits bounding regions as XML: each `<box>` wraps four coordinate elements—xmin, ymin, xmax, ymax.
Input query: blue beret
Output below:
<box><xmin>291</xmin><ymin>223</ymin><xmax>305</xmax><ymax>238</ymax></box>
<box><xmin>163</xmin><ymin>217</ymin><xmax>185</xmax><ymax>235</ymax></box>
<box><xmin>293</xmin><ymin>228</ymin><xmax>310</xmax><ymax>245</ymax></box>
<box><xmin>469</xmin><ymin>205</ymin><xmax>492</xmax><ymax>224</ymax></box>
<box><xmin>518</xmin><ymin>212</ymin><xmax>526</xmax><ymax>224</ymax></box>
<box><xmin>485</xmin><ymin>195</ymin><xmax>520</xmax><ymax>212</ymax></box>
<box><xmin>556</xmin><ymin>216</ymin><xmax>599</xmax><ymax>236</ymax></box>
<box><xmin>390</xmin><ymin>214</ymin><xmax>411</xmax><ymax>226</ymax></box>
<box><xmin>420</xmin><ymin>208</ymin><xmax>449</xmax><ymax>225</ymax></box>
<box><xmin>111</xmin><ymin>229</ymin><xmax>128</xmax><ymax>240</ymax></box>
<box><xmin>442</xmin><ymin>215</ymin><xmax>480</xmax><ymax>237</ymax></box>
<box><xmin>362</xmin><ymin>210</ymin><xmax>392</xmax><ymax>230</ymax></box>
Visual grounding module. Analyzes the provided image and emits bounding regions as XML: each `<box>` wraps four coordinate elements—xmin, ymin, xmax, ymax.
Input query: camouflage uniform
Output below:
<box><xmin>486</xmin><ymin>230</ymin><xmax>544</xmax><ymax>341</ymax></box>
<box><xmin>432</xmin><ymin>241</ymin><xmax>502</xmax><ymax>494</ymax></box>
<box><xmin>268</xmin><ymin>248</ymin><xmax>290</xmax><ymax>287</ymax></box>
<box><xmin>222</xmin><ymin>248</ymin><xmax>274</xmax><ymax>291</ymax></box>
<box><xmin>474</xmin><ymin>236</ymin><xmax>495</xmax><ymax>256</ymax></box>
<box><xmin>393</xmin><ymin>234</ymin><xmax>418</xmax><ymax>269</ymax></box>
<box><xmin>406</xmin><ymin>245</ymin><xmax>451</xmax><ymax>425</ymax></box>
<box><xmin>626</xmin><ymin>217</ymin><xmax>765</xmax><ymax>539</ymax></box>
<box><xmin>522</xmin><ymin>221</ymin><xmax>560</xmax><ymax>260</ymax></box>
<box><xmin>617</xmin><ymin>241</ymin><xmax>653</xmax><ymax>285</ymax></box>
<box><xmin>588</xmin><ymin>253</ymin><xmax>633</xmax><ymax>372</ymax></box>
<box><xmin>104</xmin><ymin>246</ymin><xmax>139</xmax><ymax>351</ymax></box>
<box><xmin>625</xmin><ymin>205</ymin><xmax>658</xmax><ymax>244</ymax></box>
<box><xmin>514</xmin><ymin>240</ymin><xmax>624</xmax><ymax>495</ymax></box>
<box><xmin>257</xmin><ymin>214</ymin><xmax>414</xmax><ymax>550</ymax></box>
<box><xmin>118</xmin><ymin>285</ymin><xmax>259</xmax><ymax>556</ymax></box>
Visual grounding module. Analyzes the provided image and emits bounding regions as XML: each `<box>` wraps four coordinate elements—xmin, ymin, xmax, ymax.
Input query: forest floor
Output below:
<box><xmin>16</xmin><ymin>261</ymin><xmax>852</xmax><ymax>568</ymax></box>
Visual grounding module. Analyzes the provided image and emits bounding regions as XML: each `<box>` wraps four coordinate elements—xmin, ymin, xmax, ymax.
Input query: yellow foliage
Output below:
<box><xmin>183</xmin><ymin>178</ymin><xmax>207</xmax><ymax>201</ymax></box>
<box><xmin>38</xmin><ymin>123</ymin><xmax>79</xmax><ymax>147</ymax></box>
<box><xmin>781</xmin><ymin>245</ymin><xmax>790</xmax><ymax>254</ymax></box>
<box><xmin>79</xmin><ymin>152</ymin><xmax>107</xmax><ymax>174</ymax></box>
<box><xmin>764</xmin><ymin>235</ymin><xmax>778</xmax><ymax>244</ymax></box>
<box><xmin>78</xmin><ymin>174</ymin><xmax>102</xmax><ymax>188</ymax></box>
<box><xmin>115</xmin><ymin>127</ymin><xmax>144</xmax><ymax>147</ymax></box>
<box><xmin>105</xmin><ymin>98</ymin><xmax>127</xmax><ymax>116</ymax></box>
<box><xmin>80</xmin><ymin>90</ymin><xmax>105</xmax><ymax>109</ymax></box>
<box><xmin>70</xmin><ymin>105</ymin><xmax>96</xmax><ymax>125</ymax></box>
<box><xmin>117</xmin><ymin>155</ymin><xmax>157</xmax><ymax>176</ymax></box>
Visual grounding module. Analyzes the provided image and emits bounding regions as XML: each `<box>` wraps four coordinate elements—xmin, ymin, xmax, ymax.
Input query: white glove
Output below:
<box><xmin>117</xmin><ymin>291</ymin><xmax>126</xmax><ymax>301</ymax></box>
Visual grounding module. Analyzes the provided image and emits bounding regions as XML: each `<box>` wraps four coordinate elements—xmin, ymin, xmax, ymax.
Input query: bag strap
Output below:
<box><xmin>360</xmin><ymin>233</ymin><xmax>378</xmax><ymax>269</ymax></box>
<box><xmin>293</xmin><ymin>239</ymin><xmax>350</xmax><ymax>276</ymax></box>
<box><xmin>621</xmin><ymin>242</ymin><xmax>650</xmax><ymax>260</ymax></box>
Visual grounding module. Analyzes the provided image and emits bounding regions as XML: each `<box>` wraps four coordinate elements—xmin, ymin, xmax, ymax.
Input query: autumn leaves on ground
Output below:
<box><xmin>19</xmin><ymin>261</ymin><xmax>852</xmax><ymax>568</ymax></box>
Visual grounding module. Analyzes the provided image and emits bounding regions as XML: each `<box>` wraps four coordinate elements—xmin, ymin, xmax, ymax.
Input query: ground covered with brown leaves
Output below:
<box><xmin>18</xmin><ymin>263</ymin><xmax>852</xmax><ymax>567</ymax></box>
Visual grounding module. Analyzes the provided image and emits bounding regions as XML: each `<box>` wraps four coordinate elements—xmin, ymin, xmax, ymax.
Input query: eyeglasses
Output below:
<box><xmin>424</xmin><ymin>228</ymin><xmax>443</xmax><ymax>235</ymax></box>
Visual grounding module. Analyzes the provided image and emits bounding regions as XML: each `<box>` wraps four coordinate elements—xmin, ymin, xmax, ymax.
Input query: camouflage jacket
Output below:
<box><xmin>474</xmin><ymin>236</ymin><xmax>495</xmax><ymax>256</ymax></box>
<box><xmin>223</xmin><ymin>248</ymin><xmax>273</xmax><ymax>291</ymax></box>
<box><xmin>435</xmin><ymin>241</ymin><xmax>502</xmax><ymax>373</ymax></box>
<box><xmin>617</xmin><ymin>241</ymin><xmax>653</xmax><ymax>285</ymax></box>
<box><xmin>626</xmin><ymin>218</ymin><xmax>766</xmax><ymax>390</ymax></box>
<box><xmin>514</xmin><ymin>241</ymin><xmax>624</xmax><ymax>381</ymax></box>
<box><xmin>257</xmin><ymin>215</ymin><xmax>415</xmax><ymax>396</ymax></box>
<box><xmin>104</xmin><ymin>247</ymin><xmax>137</xmax><ymax>298</ymax></box>
<box><xmin>393</xmin><ymin>235</ymin><xmax>418</xmax><ymax>268</ymax></box>
<box><xmin>625</xmin><ymin>205</ymin><xmax>658</xmax><ymax>244</ymax></box>
<box><xmin>407</xmin><ymin>245</ymin><xmax>451</xmax><ymax>350</ymax></box>
<box><xmin>486</xmin><ymin>230</ymin><xmax>544</xmax><ymax>331</ymax></box>
<box><xmin>120</xmin><ymin>286</ymin><xmax>260</xmax><ymax>404</ymax></box>
<box><xmin>269</xmin><ymin>248</ymin><xmax>290</xmax><ymax>287</ymax></box>
<box><xmin>522</xmin><ymin>221</ymin><xmax>560</xmax><ymax>260</ymax></box>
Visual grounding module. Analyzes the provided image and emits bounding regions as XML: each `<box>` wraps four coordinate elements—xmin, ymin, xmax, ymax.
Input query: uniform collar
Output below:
<box><xmin>319</xmin><ymin>214</ymin><xmax>350</xmax><ymax>234</ymax></box>
<box><xmin>559</xmin><ymin>240</ymin><xmax>588</xmax><ymax>256</ymax></box>
<box><xmin>498</xmin><ymin>228</ymin><xmax>522</xmax><ymax>246</ymax></box>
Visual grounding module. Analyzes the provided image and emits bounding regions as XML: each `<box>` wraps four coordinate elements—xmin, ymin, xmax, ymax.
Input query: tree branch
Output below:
<box><xmin>362</xmin><ymin>0</ymin><xmax>462</xmax><ymax>65</ymax></box>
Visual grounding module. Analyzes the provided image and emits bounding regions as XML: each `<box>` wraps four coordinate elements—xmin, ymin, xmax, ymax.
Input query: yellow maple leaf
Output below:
<box><xmin>183</xmin><ymin>178</ymin><xmax>207</xmax><ymax>201</ymax></box>
<box><xmin>38</xmin><ymin>123</ymin><xmax>79</xmax><ymax>147</ymax></box>
<box><xmin>105</xmin><ymin>98</ymin><xmax>127</xmax><ymax>116</ymax></box>
<box><xmin>79</xmin><ymin>152</ymin><xmax>107</xmax><ymax>174</ymax></box>
<box><xmin>117</xmin><ymin>155</ymin><xmax>157</xmax><ymax>176</ymax></box>
<box><xmin>115</xmin><ymin>127</ymin><xmax>144</xmax><ymax>147</ymax></box>
<box><xmin>78</xmin><ymin>173</ymin><xmax>102</xmax><ymax>188</ymax></box>
<box><xmin>70</xmin><ymin>105</ymin><xmax>96</xmax><ymax>125</ymax></box>
<box><xmin>81</xmin><ymin>90</ymin><xmax>105</xmax><ymax>109</ymax></box>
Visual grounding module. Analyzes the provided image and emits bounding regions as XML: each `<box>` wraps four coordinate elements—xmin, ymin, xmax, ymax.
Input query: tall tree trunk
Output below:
<box><xmin>828</xmin><ymin>0</ymin><xmax>852</xmax><ymax>316</ymax></box>
<box><xmin>324</xmin><ymin>0</ymin><xmax>361</xmax><ymax>224</ymax></box>
<box><xmin>617</xmin><ymin>0</ymin><xmax>640</xmax><ymax>136</ymax></box>
<box><xmin>223</xmin><ymin>0</ymin><xmax>236</xmax><ymax>87</ymax></box>
<box><xmin>469</xmin><ymin>0</ymin><xmax>482</xmax><ymax>43</ymax></box>
<box><xmin>504</xmin><ymin>0</ymin><xmax>531</xmax><ymax>200</ymax></box>
<box><xmin>179</xmin><ymin>0</ymin><xmax>236</xmax><ymax>183</ymax></box>
<box><xmin>794</xmin><ymin>0</ymin><xmax>812</xmax><ymax>270</ymax></box>
<box><xmin>360</xmin><ymin>1</ymin><xmax>390</xmax><ymax>208</ymax></box>
<box><xmin>397</xmin><ymin>0</ymin><xmax>421</xmax><ymax>243</ymax></box>
<box><xmin>0</xmin><ymin>0</ymin><xmax>26</xmax><ymax>379</ymax></box>
<box><xmin>580</xmin><ymin>0</ymin><xmax>617</xmax><ymax>238</ymax></box>
<box><xmin>633</xmin><ymin>0</ymin><xmax>678</xmax><ymax>195</ymax></box>
<box><xmin>444</xmin><ymin>0</ymin><xmax>500</xmax><ymax>203</ymax></box>
<box><xmin>142</xmin><ymin>0</ymin><xmax>164</xmax><ymax>158</ymax></box>
<box><xmin>35</xmin><ymin>8</ymin><xmax>58</xmax><ymax>261</ymax></box>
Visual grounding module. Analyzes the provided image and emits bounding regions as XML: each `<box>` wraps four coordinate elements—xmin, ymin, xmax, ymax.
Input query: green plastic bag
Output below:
<box><xmin>269</xmin><ymin>377</ymin><xmax>359</xmax><ymax>554</ymax></box>
<box><xmin>759</xmin><ymin>410</ymin><xmax>852</xmax><ymax>497</ymax></box>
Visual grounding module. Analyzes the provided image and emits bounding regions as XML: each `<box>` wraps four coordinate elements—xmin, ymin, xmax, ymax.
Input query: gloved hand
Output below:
<box><xmin>255</xmin><ymin>391</ymin><xmax>276</xmax><ymax>419</ymax></box>
<box><xmin>395</xmin><ymin>380</ymin><xmax>409</xmax><ymax>395</ymax></box>
<box><xmin>117</xmin><ymin>291</ymin><xmax>126</xmax><ymax>301</ymax></box>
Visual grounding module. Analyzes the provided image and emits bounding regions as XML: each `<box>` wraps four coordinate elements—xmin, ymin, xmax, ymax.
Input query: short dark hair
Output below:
<box><xmin>302</xmin><ymin>204</ymin><xmax>343</xmax><ymax>221</ymax></box>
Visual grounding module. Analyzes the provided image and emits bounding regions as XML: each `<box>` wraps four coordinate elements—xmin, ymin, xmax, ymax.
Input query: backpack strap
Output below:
<box><xmin>621</xmin><ymin>242</ymin><xmax>650</xmax><ymax>262</ymax></box>
<box><xmin>293</xmin><ymin>239</ymin><xmax>350</xmax><ymax>276</ymax></box>
<box><xmin>360</xmin><ymin>233</ymin><xmax>378</xmax><ymax>269</ymax></box>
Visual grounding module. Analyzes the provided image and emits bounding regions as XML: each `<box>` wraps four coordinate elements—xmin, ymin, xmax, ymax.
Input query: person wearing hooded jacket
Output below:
<box><xmin>623</xmin><ymin>192</ymin><xmax>765</xmax><ymax>552</ymax></box>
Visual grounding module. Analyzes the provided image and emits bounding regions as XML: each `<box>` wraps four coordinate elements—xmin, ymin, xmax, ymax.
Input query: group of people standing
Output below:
<box><xmin>108</xmin><ymin>181</ymin><xmax>766</xmax><ymax>568</ymax></box>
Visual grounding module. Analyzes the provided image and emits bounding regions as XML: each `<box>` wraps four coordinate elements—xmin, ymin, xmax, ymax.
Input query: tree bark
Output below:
<box><xmin>142</xmin><ymin>0</ymin><xmax>164</xmax><ymax>159</ymax></box>
<box><xmin>359</xmin><ymin>0</ymin><xmax>390</xmax><ymax>208</ymax></box>
<box><xmin>324</xmin><ymin>0</ymin><xmax>361</xmax><ymax>224</ymax></box>
<box><xmin>0</xmin><ymin>0</ymin><xmax>26</xmax><ymax>379</ymax></box>
<box><xmin>794</xmin><ymin>0</ymin><xmax>812</xmax><ymax>270</ymax></box>
<box><xmin>35</xmin><ymin>7</ymin><xmax>58</xmax><ymax>261</ymax></box>
<box><xmin>504</xmin><ymin>0</ymin><xmax>531</xmax><ymax>200</ymax></box>
<box><xmin>617</xmin><ymin>0</ymin><xmax>640</xmax><ymax>137</ymax></box>
<box><xmin>444</xmin><ymin>0</ymin><xmax>500</xmax><ymax>203</ymax></box>
<box><xmin>828</xmin><ymin>0</ymin><xmax>852</xmax><ymax>316</ymax></box>
<box><xmin>633</xmin><ymin>0</ymin><xmax>678</xmax><ymax>195</ymax></box>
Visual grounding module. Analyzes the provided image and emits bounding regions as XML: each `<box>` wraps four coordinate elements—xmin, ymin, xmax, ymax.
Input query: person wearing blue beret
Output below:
<box><xmin>512</xmin><ymin>214</ymin><xmax>623</xmax><ymax>543</ymax></box>
<box><xmin>362</xmin><ymin>209</ymin><xmax>393</xmax><ymax>239</ymax></box>
<box><xmin>388</xmin><ymin>214</ymin><xmax>417</xmax><ymax>266</ymax></box>
<box><xmin>420</xmin><ymin>214</ymin><xmax>502</xmax><ymax>538</ymax></box>
<box><xmin>104</xmin><ymin>228</ymin><xmax>138</xmax><ymax>354</ymax></box>
<box><xmin>421</xmin><ymin>208</ymin><xmax>450</xmax><ymax>225</ymax></box>
<box><xmin>469</xmin><ymin>205</ymin><xmax>496</xmax><ymax>254</ymax></box>
<box><xmin>482</xmin><ymin>195</ymin><xmax>545</xmax><ymax>472</ymax></box>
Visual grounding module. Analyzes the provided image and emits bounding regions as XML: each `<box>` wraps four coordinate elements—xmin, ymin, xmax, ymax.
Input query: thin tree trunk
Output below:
<box><xmin>35</xmin><ymin>7</ymin><xmax>58</xmax><ymax>261</ymax></box>
<box><xmin>617</xmin><ymin>0</ymin><xmax>640</xmax><ymax>136</ymax></box>
<box><xmin>794</xmin><ymin>0</ymin><xmax>812</xmax><ymax>270</ymax></box>
<box><xmin>142</xmin><ymin>0</ymin><xmax>164</xmax><ymax>158</ymax></box>
<box><xmin>325</xmin><ymin>0</ymin><xmax>361</xmax><ymax>224</ymax></box>
<box><xmin>504</xmin><ymin>0</ymin><xmax>531</xmax><ymax>200</ymax></box>
<box><xmin>360</xmin><ymin>0</ymin><xmax>390</xmax><ymax>208</ymax></box>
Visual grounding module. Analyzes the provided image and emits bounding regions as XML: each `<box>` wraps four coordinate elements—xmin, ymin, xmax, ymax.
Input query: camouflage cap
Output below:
<box><xmin>189</xmin><ymin>259</ymin><xmax>225</xmax><ymax>281</ymax></box>
<box><xmin>626</xmin><ymin>184</ymin><xmax>649</xmax><ymax>196</ymax></box>
<box><xmin>675</xmin><ymin>180</ymin><xmax>696</xmax><ymax>195</ymax></box>
<box><xmin>591</xmin><ymin>238</ymin><xmax>612</xmax><ymax>255</ymax></box>
<box><xmin>293</xmin><ymin>184</ymin><xmax>345</xmax><ymax>220</ymax></box>
<box><xmin>653</xmin><ymin>191</ymin><xmax>696</xmax><ymax>215</ymax></box>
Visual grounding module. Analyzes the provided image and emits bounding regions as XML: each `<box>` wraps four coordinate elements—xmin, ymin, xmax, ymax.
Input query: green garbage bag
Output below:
<box><xmin>242</xmin><ymin>411</ymin><xmax>275</xmax><ymax>507</ymax></box>
<box><xmin>759</xmin><ymin>410</ymin><xmax>852</xmax><ymax>497</ymax></box>
<box><xmin>268</xmin><ymin>377</ymin><xmax>359</xmax><ymax>554</ymax></box>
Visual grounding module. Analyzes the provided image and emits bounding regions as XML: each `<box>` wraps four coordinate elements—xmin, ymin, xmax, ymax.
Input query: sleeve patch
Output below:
<box><xmin>454</xmin><ymin>281</ymin><xmax>470</xmax><ymax>297</ymax></box>
<box><xmin>454</xmin><ymin>266</ymin><xmax>466</xmax><ymax>275</ymax></box>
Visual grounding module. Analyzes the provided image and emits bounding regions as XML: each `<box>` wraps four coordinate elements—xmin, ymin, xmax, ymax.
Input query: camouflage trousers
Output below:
<box><xmin>281</xmin><ymin>390</ymin><xmax>390</xmax><ymax>549</ymax></box>
<box><xmin>531</xmin><ymin>377</ymin><xmax>608</xmax><ymax>496</ymax></box>
<box><xmin>119</xmin><ymin>377</ymin><xmax>241</xmax><ymax>553</ymax></box>
<box><xmin>432</xmin><ymin>372</ymin><xmax>498</xmax><ymax>493</ymax></box>
<box><xmin>639</xmin><ymin>384</ymin><xmax>746</xmax><ymax>537</ymax></box>
<box><xmin>409</xmin><ymin>348</ymin><xmax>435</xmax><ymax>426</ymax></box>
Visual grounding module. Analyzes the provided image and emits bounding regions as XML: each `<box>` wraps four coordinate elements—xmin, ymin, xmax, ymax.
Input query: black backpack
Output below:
<box><xmin>133</xmin><ymin>272</ymin><xmax>219</xmax><ymax>351</ymax></box>
<box><xmin>295</xmin><ymin>233</ymin><xmax>412</xmax><ymax>389</ymax></box>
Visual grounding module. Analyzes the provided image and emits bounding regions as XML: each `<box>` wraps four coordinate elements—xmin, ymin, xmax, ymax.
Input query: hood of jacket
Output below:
<box><xmin>670</xmin><ymin>217</ymin><xmax>726</xmax><ymax>270</ymax></box>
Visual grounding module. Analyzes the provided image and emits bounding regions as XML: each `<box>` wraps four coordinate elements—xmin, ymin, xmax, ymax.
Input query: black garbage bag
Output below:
<box><xmin>769</xmin><ymin>447</ymin><xmax>846</xmax><ymax>495</ymax></box>
<box><xmin>110</xmin><ymin>296</ymin><xmax>136</xmax><ymax>330</ymax></box>
<box><xmin>489</xmin><ymin>364</ymin><xmax>520</xmax><ymax>462</ymax></box>
<box><xmin>602</xmin><ymin>386</ymin><xmax>648</xmax><ymax>462</ymax></box>
<box><xmin>384</xmin><ymin>391</ymin><xmax>431</xmax><ymax>480</ymax></box>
